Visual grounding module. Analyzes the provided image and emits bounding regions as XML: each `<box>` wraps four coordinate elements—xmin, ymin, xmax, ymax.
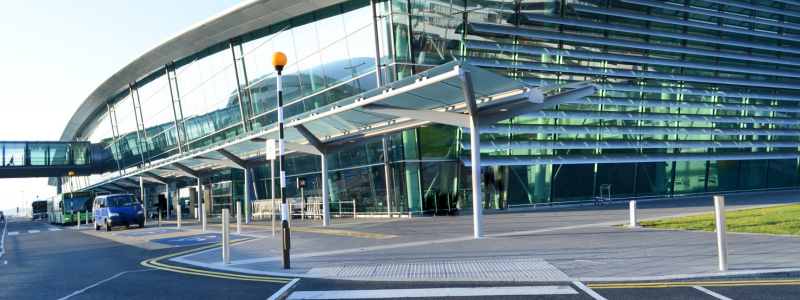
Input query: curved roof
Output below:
<box><xmin>60</xmin><ymin>0</ymin><xmax>349</xmax><ymax>141</ymax></box>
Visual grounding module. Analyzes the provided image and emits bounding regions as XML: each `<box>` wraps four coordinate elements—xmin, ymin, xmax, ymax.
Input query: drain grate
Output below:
<box><xmin>306</xmin><ymin>259</ymin><xmax>569</xmax><ymax>279</ymax></box>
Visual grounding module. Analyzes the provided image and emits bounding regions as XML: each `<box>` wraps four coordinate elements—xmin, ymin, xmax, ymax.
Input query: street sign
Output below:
<box><xmin>297</xmin><ymin>177</ymin><xmax>307</xmax><ymax>188</ymax></box>
<box><xmin>266</xmin><ymin>139</ymin><xmax>276</xmax><ymax>160</ymax></box>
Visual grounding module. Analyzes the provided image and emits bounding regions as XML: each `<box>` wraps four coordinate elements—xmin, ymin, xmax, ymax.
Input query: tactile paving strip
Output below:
<box><xmin>306</xmin><ymin>259</ymin><xmax>569</xmax><ymax>279</ymax></box>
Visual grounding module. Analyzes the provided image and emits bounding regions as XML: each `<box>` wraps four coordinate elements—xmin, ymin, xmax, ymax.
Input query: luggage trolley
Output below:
<box><xmin>595</xmin><ymin>184</ymin><xmax>612</xmax><ymax>205</ymax></box>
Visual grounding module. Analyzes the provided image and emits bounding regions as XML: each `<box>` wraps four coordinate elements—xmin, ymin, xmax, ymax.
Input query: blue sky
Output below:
<box><xmin>0</xmin><ymin>0</ymin><xmax>244</xmax><ymax>214</ymax></box>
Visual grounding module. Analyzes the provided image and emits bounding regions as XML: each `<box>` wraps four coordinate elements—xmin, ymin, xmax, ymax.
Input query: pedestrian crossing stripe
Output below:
<box><xmin>49</xmin><ymin>229</ymin><xmax>60</xmax><ymax>231</ymax></box>
<box><xmin>8</xmin><ymin>232</ymin><xmax>18</xmax><ymax>235</ymax></box>
<box><xmin>28</xmin><ymin>230</ymin><xmax>40</xmax><ymax>233</ymax></box>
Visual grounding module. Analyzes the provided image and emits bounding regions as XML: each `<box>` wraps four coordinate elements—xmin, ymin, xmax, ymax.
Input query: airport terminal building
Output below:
<box><xmin>53</xmin><ymin>0</ymin><xmax>800</xmax><ymax>217</ymax></box>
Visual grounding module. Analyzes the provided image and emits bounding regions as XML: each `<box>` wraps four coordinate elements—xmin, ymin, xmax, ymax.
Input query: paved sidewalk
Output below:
<box><xmin>168</xmin><ymin>190</ymin><xmax>800</xmax><ymax>282</ymax></box>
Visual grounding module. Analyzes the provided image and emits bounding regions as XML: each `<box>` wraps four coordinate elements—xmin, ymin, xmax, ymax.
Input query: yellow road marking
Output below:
<box><xmin>588</xmin><ymin>279</ymin><xmax>800</xmax><ymax>289</ymax></box>
<box><xmin>141</xmin><ymin>239</ymin><xmax>292</xmax><ymax>283</ymax></box>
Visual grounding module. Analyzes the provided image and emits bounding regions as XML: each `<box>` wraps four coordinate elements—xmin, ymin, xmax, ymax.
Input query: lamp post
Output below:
<box><xmin>272</xmin><ymin>51</ymin><xmax>291</xmax><ymax>269</ymax></box>
<box><xmin>68</xmin><ymin>171</ymin><xmax>75</xmax><ymax>193</ymax></box>
<box><xmin>21</xmin><ymin>191</ymin><xmax>24</xmax><ymax>217</ymax></box>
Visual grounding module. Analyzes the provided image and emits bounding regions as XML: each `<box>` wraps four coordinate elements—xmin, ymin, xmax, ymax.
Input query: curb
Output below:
<box><xmin>168</xmin><ymin>254</ymin><xmax>800</xmax><ymax>282</ymax></box>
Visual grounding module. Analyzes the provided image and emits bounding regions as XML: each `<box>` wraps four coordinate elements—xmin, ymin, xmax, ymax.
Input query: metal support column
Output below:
<box><xmin>382</xmin><ymin>138</ymin><xmax>392</xmax><ymax>218</ymax></box>
<box><xmin>140</xmin><ymin>177</ymin><xmax>146</xmax><ymax>226</ymax></box>
<box><xmin>164</xmin><ymin>65</ymin><xmax>184</xmax><ymax>154</ymax></box>
<box><xmin>165</xmin><ymin>183</ymin><xmax>171</xmax><ymax>220</ymax></box>
<box><xmin>229</xmin><ymin>39</ymin><xmax>249</xmax><ymax>133</ymax></box>
<box><xmin>459</xmin><ymin>67</ymin><xmax>483</xmax><ymax>238</ymax></box>
<box><xmin>197</xmin><ymin>178</ymin><xmax>203</xmax><ymax>221</ymax></box>
<box><xmin>245</xmin><ymin>167</ymin><xmax>252</xmax><ymax>223</ymax></box>
<box><xmin>321</xmin><ymin>154</ymin><xmax>330</xmax><ymax>226</ymax></box>
<box><xmin>370</xmin><ymin>0</ymin><xmax>384</xmax><ymax>86</ymax></box>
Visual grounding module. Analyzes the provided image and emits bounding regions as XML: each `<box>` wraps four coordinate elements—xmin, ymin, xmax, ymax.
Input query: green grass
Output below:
<box><xmin>639</xmin><ymin>204</ymin><xmax>800</xmax><ymax>236</ymax></box>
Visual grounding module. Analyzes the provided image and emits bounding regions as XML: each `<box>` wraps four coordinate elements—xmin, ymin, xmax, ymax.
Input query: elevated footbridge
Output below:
<box><xmin>0</xmin><ymin>141</ymin><xmax>103</xmax><ymax>178</ymax></box>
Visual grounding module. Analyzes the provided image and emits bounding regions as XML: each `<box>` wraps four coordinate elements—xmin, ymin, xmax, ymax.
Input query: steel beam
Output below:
<box><xmin>142</xmin><ymin>171</ymin><xmax>168</xmax><ymax>184</ymax></box>
<box><xmin>362</xmin><ymin>103</ymin><xmax>470</xmax><ymax>127</ymax></box>
<box><xmin>193</xmin><ymin>156</ymin><xmax>245</xmax><ymax>170</ymax></box>
<box><xmin>172</xmin><ymin>162</ymin><xmax>200</xmax><ymax>178</ymax></box>
<box><xmin>479</xmin><ymin>84</ymin><xmax>598</xmax><ymax>126</ymax></box>
<box><xmin>294</xmin><ymin>124</ymin><xmax>326</xmax><ymax>154</ymax></box>
<box><xmin>216</xmin><ymin>149</ymin><xmax>247</xmax><ymax>168</ymax></box>
<box><xmin>252</xmin><ymin>138</ymin><xmax>323</xmax><ymax>156</ymax></box>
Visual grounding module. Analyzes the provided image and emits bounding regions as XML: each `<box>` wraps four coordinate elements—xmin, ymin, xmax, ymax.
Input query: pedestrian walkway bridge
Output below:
<box><xmin>0</xmin><ymin>141</ymin><xmax>103</xmax><ymax>178</ymax></box>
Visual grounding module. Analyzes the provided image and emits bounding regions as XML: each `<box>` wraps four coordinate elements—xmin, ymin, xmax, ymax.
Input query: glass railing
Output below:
<box><xmin>0</xmin><ymin>142</ymin><xmax>91</xmax><ymax>167</ymax></box>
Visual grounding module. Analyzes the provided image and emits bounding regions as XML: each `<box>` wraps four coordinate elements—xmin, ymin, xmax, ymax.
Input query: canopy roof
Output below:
<box><xmin>89</xmin><ymin>61</ymin><xmax>597</xmax><ymax>189</ymax></box>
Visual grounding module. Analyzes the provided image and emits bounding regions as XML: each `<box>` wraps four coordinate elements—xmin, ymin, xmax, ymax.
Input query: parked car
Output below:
<box><xmin>92</xmin><ymin>194</ymin><xmax>145</xmax><ymax>231</ymax></box>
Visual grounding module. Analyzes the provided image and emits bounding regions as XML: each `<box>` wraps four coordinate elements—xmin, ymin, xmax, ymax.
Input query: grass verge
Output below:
<box><xmin>639</xmin><ymin>204</ymin><xmax>800</xmax><ymax>235</ymax></box>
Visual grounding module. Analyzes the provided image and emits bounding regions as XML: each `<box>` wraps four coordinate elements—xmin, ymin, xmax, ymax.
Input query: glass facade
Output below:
<box><xmin>69</xmin><ymin>0</ymin><xmax>800</xmax><ymax>214</ymax></box>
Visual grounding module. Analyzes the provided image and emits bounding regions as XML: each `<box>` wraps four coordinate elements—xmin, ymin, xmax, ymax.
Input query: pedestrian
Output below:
<box><xmin>0</xmin><ymin>211</ymin><xmax>5</xmax><ymax>223</ymax></box>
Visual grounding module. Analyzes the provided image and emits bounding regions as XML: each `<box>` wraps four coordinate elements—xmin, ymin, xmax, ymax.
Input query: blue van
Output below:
<box><xmin>93</xmin><ymin>194</ymin><xmax>145</xmax><ymax>231</ymax></box>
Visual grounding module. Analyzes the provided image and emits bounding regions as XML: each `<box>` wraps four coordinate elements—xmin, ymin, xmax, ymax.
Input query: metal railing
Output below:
<box><xmin>251</xmin><ymin>198</ymin><xmax>358</xmax><ymax>219</ymax></box>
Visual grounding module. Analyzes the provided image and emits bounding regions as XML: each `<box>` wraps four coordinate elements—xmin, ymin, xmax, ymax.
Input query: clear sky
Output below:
<box><xmin>0</xmin><ymin>0</ymin><xmax>245</xmax><ymax>215</ymax></box>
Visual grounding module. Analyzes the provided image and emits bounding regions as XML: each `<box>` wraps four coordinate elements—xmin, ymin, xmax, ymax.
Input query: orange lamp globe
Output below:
<box><xmin>272</xmin><ymin>52</ymin><xmax>287</xmax><ymax>69</ymax></box>
<box><xmin>68</xmin><ymin>171</ymin><xmax>74</xmax><ymax>176</ymax></box>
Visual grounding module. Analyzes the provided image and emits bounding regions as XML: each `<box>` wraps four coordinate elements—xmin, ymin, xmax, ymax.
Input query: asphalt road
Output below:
<box><xmin>2</xmin><ymin>218</ymin><xmax>800</xmax><ymax>300</ymax></box>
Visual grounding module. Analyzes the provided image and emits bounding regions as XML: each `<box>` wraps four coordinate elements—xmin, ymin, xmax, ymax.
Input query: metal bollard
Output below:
<box><xmin>236</xmin><ymin>202</ymin><xmax>242</xmax><ymax>234</ymax></box>
<box><xmin>158</xmin><ymin>209</ymin><xmax>161</xmax><ymax>227</ymax></box>
<box><xmin>629</xmin><ymin>200</ymin><xmax>638</xmax><ymax>227</ymax></box>
<box><xmin>202</xmin><ymin>204</ymin><xmax>207</xmax><ymax>231</ymax></box>
<box><xmin>77</xmin><ymin>211</ymin><xmax>81</xmax><ymax>229</ymax></box>
<box><xmin>222</xmin><ymin>208</ymin><xmax>230</xmax><ymax>264</ymax></box>
<box><xmin>714</xmin><ymin>196</ymin><xmax>729</xmax><ymax>271</ymax></box>
<box><xmin>177</xmin><ymin>205</ymin><xmax>181</xmax><ymax>229</ymax></box>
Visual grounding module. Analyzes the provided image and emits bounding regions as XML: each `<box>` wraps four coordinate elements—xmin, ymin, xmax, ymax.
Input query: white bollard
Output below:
<box><xmin>77</xmin><ymin>211</ymin><xmax>81</xmax><ymax>229</ymax></box>
<box><xmin>236</xmin><ymin>202</ymin><xmax>242</xmax><ymax>234</ymax></box>
<box><xmin>158</xmin><ymin>209</ymin><xmax>162</xmax><ymax>227</ymax></box>
<box><xmin>202</xmin><ymin>204</ymin><xmax>207</xmax><ymax>231</ymax></box>
<box><xmin>714</xmin><ymin>196</ymin><xmax>729</xmax><ymax>271</ymax></box>
<box><xmin>177</xmin><ymin>205</ymin><xmax>182</xmax><ymax>229</ymax></box>
<box><xmin>629</xmin><ymin>200</ymin><xmax>638</xmax><ymax>227</ymax></box>
<box><xmin>222</xmin><ymin>208</ymin><xmax>230</xmax><ymax>264</ymax></box>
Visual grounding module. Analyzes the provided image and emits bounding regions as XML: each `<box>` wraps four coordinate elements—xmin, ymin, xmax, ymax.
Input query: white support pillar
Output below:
<box><xmin>321</xmin><ymin>154</ymin><xmax>330</xmax><ymax>226</ymax></box>
<box><xmin>140</xmin><ymin>177</ymin><xmax>146</xmax><ymax>226</ymax></box>
<box><xmin>197</xmin><ymin>179</ymin><xmax>203</xmax><ymax>221</ymax></box>
<box><xmin>470</xmin><ymin>116</ymin><xmax>483</xmax><ymax>238</ymax></box>
<box><xmin>245</xmin><ymin>168</ymin><xmax>252</xmax><ymax>223</ymax></box>
<box><xmin>459</xmin><ymin>67</ymin><xmax>483</xmax><ymax>238</ymax></box>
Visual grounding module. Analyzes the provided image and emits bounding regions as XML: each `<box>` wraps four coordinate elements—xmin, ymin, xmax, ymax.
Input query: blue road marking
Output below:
<box><xmin>149</xmin><ymin>233</ymin><xmax>250</xmax><ymax>247</ymax></box>
<box><xmin>115</xmin><ymin>229</ymin><xmax>185</xmax><ymax>237</ymax></box>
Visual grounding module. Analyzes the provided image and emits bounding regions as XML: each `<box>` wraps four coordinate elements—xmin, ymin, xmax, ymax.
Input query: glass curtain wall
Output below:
<box><xmin>72</xmin><ymin>0</ymin><xmax>800</xmax><ymax>213</ymax></box>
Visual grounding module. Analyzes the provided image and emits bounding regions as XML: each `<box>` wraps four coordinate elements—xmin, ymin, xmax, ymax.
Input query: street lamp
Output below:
<box><xmin>21</xmin><ymin>191</ymin><xmax>24</xmax><ymax>217</ymax></box>
<box><xmin>272</xmin><ymin>51</ymin><xmax>291</xmax><ymax>269</ymax></box>
<box><xmin>68</xmin><ymin>171</ymin><xmax>75</xmax><ymax>193</ymax></box>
